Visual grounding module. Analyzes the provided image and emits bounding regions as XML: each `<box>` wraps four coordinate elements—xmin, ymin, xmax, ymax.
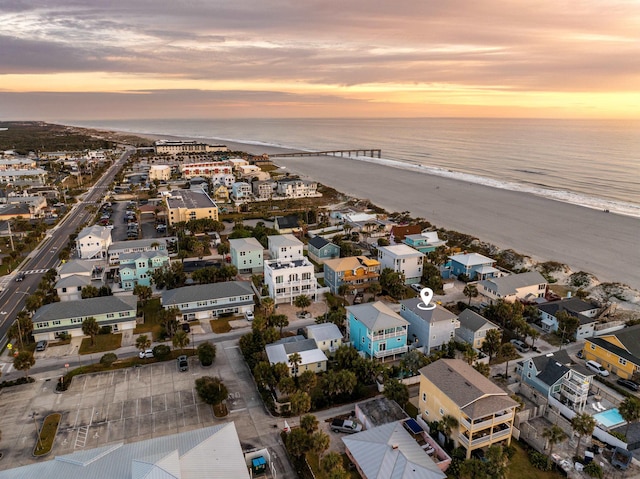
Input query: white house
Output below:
<box><xmin>264</xmin><ymin>257</ymin><xmax>317</xmax><ymax>304</ymax></box>
<box><xmin>538</xmin><ymin>297</ymin><xmax>600</xmax><ymax>341</ymax></box>
<box><xmin>275</xmin><ymin>178</ymin><xmax>320</xmax><ymax>198</ymax></box>
<box><xmin>76</xmin><ymin>225</ymin><xmax>112</xmax><ymax>260</ymax></box>
<box><xmin>306</xmin><ymin>323</ymin><xmax>343</xmax><ymax>355</ymax></box>
<box><xmin>265</xmin><ymin>336</ymin><xmax>328</xmax><ymax>376</ymax></box>
<box><xmin>268</xmin><ymin>234</ymin><xmax>303</xmax><ymax>261</ymax></box>
<box><xmin>377</xmin><ymin>244</ymin><xmax>425</xmax><ymax>284</ymax></box>
<box><xmin>478</xmin><ymin>271</ymin><xmax>547</xmax><ymax>303</ymax></box>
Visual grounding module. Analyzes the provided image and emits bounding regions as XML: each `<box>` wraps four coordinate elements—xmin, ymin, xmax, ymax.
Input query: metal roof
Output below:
<box><xmin>306</xmin><ymin>323</ymin><xmax>342</xmax><ymax>342</ymax></box>
<box><xmin>347</xmin><ymin>301</ymin><xmax>409</xmax><ymax>331</ymax></box>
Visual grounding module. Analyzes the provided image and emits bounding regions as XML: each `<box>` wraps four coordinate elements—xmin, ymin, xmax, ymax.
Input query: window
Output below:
<box><xmin>107</xmin><ymin>313</ymin><xmax>114</xmax><ymax>318</ymax></box>
<box><xmin>590</xmin><ymin>344</ymin><xmax>596</xmax><ymax>350</ymax></box>
<box><xmin>52</xmin><ymin>320</ymin><xmax>61</xmax><ymax>326</ymax></box>
<box><xmin>439</xmin><ymin>408</ymin><xmax>444</xmax><ymax>416</ymax></box>
<box><xmin>422</xmin><ymin>393</ymin><xmax>427</xmax><ymax>402</ymax></box>
<box><xmin>619</xmin><ymin>358</ymin><xmax>628</xmax><ymax>366</ymax></box>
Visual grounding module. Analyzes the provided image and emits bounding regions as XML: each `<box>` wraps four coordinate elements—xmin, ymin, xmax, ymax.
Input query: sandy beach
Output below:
<box><xmin>126</xmin><ymin>132</ymin><xmax>640</xmax><ymax>291</ymax></box>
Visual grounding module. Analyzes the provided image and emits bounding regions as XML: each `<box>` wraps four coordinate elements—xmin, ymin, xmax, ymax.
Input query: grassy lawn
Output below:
<box><xmin>49</xmin><ymin>339</ymin><xmax>71</xmax><ymax>347</ymax></box>
<box><xmin>507</xmin><ymin>441</ymin><xmax>564</xmax><ymax>479</ymax></box>
<box><xmin>34</xmin><ymin>413</ymin><xmax>61</xmax><ymax>456</ymax></box>
<box><xmin>79</xmin><ymin>333</ymin><xmax>123</xmax><ymax>355</ymax></box>
<box><xmin>210</xmin><ymin>318</ymin><xmax>232</xmax><ymax>334</ymax></box>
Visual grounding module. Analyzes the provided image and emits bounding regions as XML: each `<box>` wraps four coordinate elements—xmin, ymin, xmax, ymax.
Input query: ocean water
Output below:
<box><xmin>74</xmin><ymin>118</ymin><xmax>640</xmax><ymax>218</ymax></box>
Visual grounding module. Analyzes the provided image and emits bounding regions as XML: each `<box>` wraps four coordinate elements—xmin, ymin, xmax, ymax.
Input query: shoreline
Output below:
<box><xmin>106</xmin><ymin>128</ymin><xmax>640</xmax><ymax>290</ymax></box>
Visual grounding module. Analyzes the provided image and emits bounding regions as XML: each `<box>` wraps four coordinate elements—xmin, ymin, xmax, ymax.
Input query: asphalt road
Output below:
<box><xmin>0</xmin><ymin>147</ymin><xmax>135</xmax><ymax>346</ymax></box>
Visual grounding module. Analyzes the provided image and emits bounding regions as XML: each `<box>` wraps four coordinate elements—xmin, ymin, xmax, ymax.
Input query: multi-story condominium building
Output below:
<box><xmin>148</xmin><ymin>164</ymin><xmax>171</xmax><ymax>181</ymax></box>
<box><xmin>118</xmin><ymin>250</ymin><xmax>170</xmax><ymax>291</ymax></box>
<box><xmin>108</xmin><ymin>238</ymin><xmax>168</xmax><ymax>265</ymax></box>
<box><xmin>179</xmin><ymin>160</ymin><xmax>233</xmax><ymax>179</ymax></box>
<box><xmin>231</xmin><ymin>182</ymin><xmax>252</xmax><ymax>200</ymax></box>
<box><xmin>377</xmin><ymin>244</ymin><xmax>425</xmax><ymax>285</ymax></box>
<box><xmin>264</xmin><ymin>257</ymin><xmax>317</xmax><ymax>304</ymax></box>
<box><xmin>399</xmin><ymin>298</ymin><xmax>460</xmax><ymax>354</ymax></box>
<box><xmin>0</xmin><ymin>168</ymin><xmax>47</xmax><ymax>186</ymax></box>
<box><xmin>478</xmin><ymin>271</ymin><xmax>547</xmax><ymax>303</ymax></box>
<box><xmin>164</xmin><ymin>190</ymin><xmax>218</xmax><ymax>226</ymax></box>
<box><xmin>323</xmin><ymin>255</ymin><xmax>380</xmax><ymax>294</ymax></box>
<box><xmin>154</xmin><ymin>140</ymin><xmax>228</xmax><ymax>155</ymax></box>
<box><xmin>268</xmin><ymin>234</ymin><xmax>303</xmax><ymax>261</ymax></box>
<box><xmin>0</xmin><ymin>158</ymin><xmax>37</xmax><ymax>170</ymax></box>
<box><xmin>32</xmin><ymin>296</ymin><xmax>138</xmax><ymax>341</ymax></box>
<box><xmin>229</xmin><ymin>237</ymin><xmax>264</xmax><ymax>274</ymax></box>
<box><xmin>419</xmin><ymin>359</ymin><xmax>518</xmax><ymax>459</ymax></box>
<box><xmin>161</xmin><ymin>281</ymin><xmax>255</xmax><ymax>322</ymax></box>
<box><xmin>76</xmin><ymin>225</ymin><xmax>112</xmax><ymax>260</ymax></box>
<box><xmin>275</xmin><ymin>178</ymin><xmax>320</xmax><ymax>198</ymax></box>
<box><xmin>347</xmin><ymin>301</ymin><xmax>409</xmax><ymax>361</ymax></box>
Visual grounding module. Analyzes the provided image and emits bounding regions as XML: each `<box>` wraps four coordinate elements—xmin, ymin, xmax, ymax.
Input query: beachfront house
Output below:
<box><xmin>265</xmin><ymin>336</ymin><xmax>328</xmax><ymax>376</ymax></box>
<box><xmin>582</xmin><ymin>325</ymin><xmax>640</xmax><ymax>379</ymax></box>
<box><xmin>32</xmin><ymin>295</ymin><xmax>138</xmax><ymax>342</ymax></box>
<box><xmin>231</xmin><ymin>182</ymin><xmax>252</xmax><ymax>201</ymax></box>
<box><xmin>478</xmin><ymin>271</ymin><xmax>547</xmax><ymax>303</ymax></box>
<box><xmin>252</xmin><ymin>179</ymin><xmax>276</xmax><ymax>199</ymax></box>
<box><xmin>418</xmin><ymin>359</ymin><xmax>518</xmax><ymax>459</ymax></box>
<box><xmin>389</xmin><ymin>224</ymin><xmax>422</xmax><ymax>244</ymax></box>
<box><xmin>323</xmin><ymin>255</ymin><xmax>380</xmax><ymax>294</ymax></box>
<box><xmin>161</xmin><ymin>281</ymin><xmax>255</xmax><ymax>322</ymax></box>
<box><xmin>403</xmin><ymin>230</ymin><xmax>447</xmax><ymax>254</ymax></box>
<box><xmin>307</xmin><ymin>236</ymin><xmax>340</xmax><ymax>264</ymax></box>
<box><xmin>538</xmin><ymin>297</ymin><xmax>600</xmax><ymax>340</ymax></box>
<box><xmin>447</xmin><ymin>252</ymin><xmax>498</xmax><ymax>280</ymax></box>
<box><xmin>76</xmin><ymin>225</ymin><xmax>112</xmax><ymax>260</ymax></box>
<box><xmin>347</xmin><ymin>301</ymin><xmax>409</xmax><ymax>361</ymax></box>
<box><xmin>275</xmin><ymin>178</ymin><xmax>320</xmax><ymax>198</ymax></box>
<box><xmin>455</xmin><ymin>309</ymin><xmax>500</xmax><ymax>350</ymax></box>
<box><xmin>229</xmin><ymin>237</ymin><xmax>264</xmax><ymax>274</ymax></box>
<box><xmin>516</xmin><ymin>350</ymin><xmax>593</xmax><ymax>412</ymax></box>
<box><xmin>399</xmin><ymin>298</ymin><xmax>460</xmax><ymax>354</ymax></box>
<box><xmin>377</xmin><ymin>244</ymin><xmax>425</xmax><ymax>285</ymax></box>
<box><xmin>274</xmin><ymin>215</ymin><xmax>302</xmax><ymax>234</ymax></box>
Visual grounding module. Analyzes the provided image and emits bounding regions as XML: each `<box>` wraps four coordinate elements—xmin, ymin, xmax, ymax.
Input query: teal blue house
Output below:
<box><xmin>229</xmin><ymin>237</ymin><xmax>264</xmax><ymax>273</ymax></box>
<box><xmin>119</xmin><ymin>250</ymin><xmax>170</xmax><ymax>290</ymax></box>
<box><xmin>402</xmin><ymin>231</ymin><xmax>446</xmax><ymax>254</ymax></box>
<box><xmin>307</xmin><ymin>236</ymin><xmax>340</xmax><ymax>264</ymax></box>
<box><xmin>347</xmin><ymin>301</ymin><xmax>409</xmax><ymax>361</ymax></box>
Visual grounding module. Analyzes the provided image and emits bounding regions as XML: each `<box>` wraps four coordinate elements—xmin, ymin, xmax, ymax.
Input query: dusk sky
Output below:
<box><xmin>1</xmin><ymin>0</ymin><xmax>639</xmax><ymax>120</ymax></box>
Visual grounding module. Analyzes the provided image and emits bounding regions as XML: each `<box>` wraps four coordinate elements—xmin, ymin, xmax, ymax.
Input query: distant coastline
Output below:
<box><xmin>76</xmin><ymin>124</ymin><xmax>640</xmax><ymax>291</ymax></box>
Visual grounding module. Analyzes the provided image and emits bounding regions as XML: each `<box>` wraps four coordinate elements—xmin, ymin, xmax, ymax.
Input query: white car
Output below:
<box><xmin>410</xmin><ymin>283</ymin><xmax>424</xmax><ymax>292</ymax></box>
<box><xmin>244</xmin><ymin>311</ymin><xmax>254</xmax><ymax>321</ymax></box>
<box><xmin>139</xmin><ymin>349</ymin><xmax>154</xmax><ymax>359</ymax></box>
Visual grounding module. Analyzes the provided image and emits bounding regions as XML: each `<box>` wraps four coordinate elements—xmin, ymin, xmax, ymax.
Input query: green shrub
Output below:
<box><xmin>100</xmin><ymin>353</ymin><xmax>118</xmax><ymax>367</ymax></box>
<box><xmin>583</xmin><ymin>462</ymin><xmax>603</xmax><ymax>478</ymax></box>
<box><xmin>153</xmin><ymin>344</ymin><xmax>171</xmax><ymax>360</ymax></box>
<box><xmin>197</xmin><ymin>341</ymin><xmax>217</xmax><ymax>366</ymax></box>
<box><xmin>99</xmin><ymin>325</ymin><xmax>112</xmax><ymax>335</ymax></box>
<box><xmin>528</xmin><ymin>449</ymin><xmax>550</xmax><ymax>470</ymax></box>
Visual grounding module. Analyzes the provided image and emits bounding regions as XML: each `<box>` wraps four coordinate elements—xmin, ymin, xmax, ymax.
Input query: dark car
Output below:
<box><xmin>15</xmin><ymin>272</ymin><xmax>25</xmax><ymax>282</ymax></box>
<box><xmin>353</xmin><ymin>292</ymin><xmax>364</xmax><ymax>304</ymax></box>
<box><xmin>181</xmin><ymin>323</ymin><xmax>191</xmax><ymax>333</ymax></box>
<box><xmin>177</xmin><ymin>355</ymin><xmax>189</xmax><ymax>372</ymax></box>
<box><xmin>617</xmin><ymin>378</ymin><xmax>640</xmax><ymax>392</ymax></box>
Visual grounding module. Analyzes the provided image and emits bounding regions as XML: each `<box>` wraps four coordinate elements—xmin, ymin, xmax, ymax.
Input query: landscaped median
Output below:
<box><xmin>33</xmin><ymin>413</ymin><xmax>61</xmax><ymax>457</ymax></box>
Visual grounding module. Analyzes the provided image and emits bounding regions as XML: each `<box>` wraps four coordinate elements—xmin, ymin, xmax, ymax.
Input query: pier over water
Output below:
<box><xmin>270</xmin><ymin>149</ymin><xmax>381</xmax><ymax>159</ymax></box>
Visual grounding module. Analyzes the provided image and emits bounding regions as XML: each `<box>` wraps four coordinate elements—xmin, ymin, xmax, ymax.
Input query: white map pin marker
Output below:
<box><xmin>417</xmin><ymin>287</ymin><xmax>436</xmax><ymax>310</ymax></box>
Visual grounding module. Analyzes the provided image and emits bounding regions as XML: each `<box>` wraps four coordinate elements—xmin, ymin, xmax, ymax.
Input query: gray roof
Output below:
<box><xmin>449</xmin><ymin>252</ymin><xmax>494</xmax><ymax>266</ymax></box>
<box><xmin>0</xmin><ymin>423</ymin><xmax>249</xmax><ymax>479</ymax></box>
<box><xmin>275</xmin><ymin>215</ymin><xmax>300</xmax><ymax>230</ymax></box>
<box><xmin>457</xmin><ymin>309</ymin><xmax>499</xmax><ymax>333</ymax></box>
<box><xmin>534</xmin><ymin>355</ymin><xmax>570</xmax><ymax>387</ymax></box>
<box><xmin>587</xmin><ymin>325</ymin><xmax>640</xmax><ymax>365</ymax></box>
<box><xmin>265</xmin><ymin>336</ymin><xmax>328</xmax><ymax>366</ymax></box>
<box><xmin>161</xmin><ymin>281</ymin><xmax>253</xmax><ymax>307</ymax></box>
<box><xmin>59</xmin><ymin>259</ymin><xmax>95</xmax><ymax>276</ymax></box>
<box><xmin>347</xmin><ymin>301</ymin><xmax>409</xmax><ymax>331</ymax></box>
<box><xmin>268</xmin><ymin>233</ymin><xmax>301</xmax><ymax>249</ymax></box>
<box><xmin>419</xmin><ymin>359</ymin><xmax>518</xmax><ymax>418</ymax></box>
<box><xmin>400</xmin><ymin>298</ymin><xmax>458</xmax><ymax>324</ymax></box>
<box><xmin>228</xmin><ymin>237</ymin><xmax>263</xmax><ymax>252</ymax></box>
<box><xmin>119</xmin><ymin>250</ymin><xmax>168</xmax><ymax>262</ymax></box>
<box><xmin>478</xmin><ymin>271</ymin><xmax>547</xmax><ymax>295</ymax></box>
<box><xmin>32</xmin><ymin>295</ymin><xmax>137</xmax><ymax>322</ymax></box>
<box><xmin>55</xmin><ymin>274</ymin><xmax>92</xmax><ymax>289</ymax></box>
<box><xmin>537</xmin><ymin>297</ymin><xmax>598</xmax><ymax>325</ymax></box>
<box><xmin>165</xmin><ymin>189</ymin><xmax>217</xmax><ymax>209</ymax></box>
<box><xmin>342</xmin><ymin>421</ymin><xmax>446</xmax><ymax>479</ymax></box>
<box><xmin>78</xmin><ymin>224</ymin><xmax>111</xmax><ymax>241</ymax></box>
<box><xmin>357</xmin><ymin>397</ymin><xmax>409</xmax><ymax>428</ymax></box>
<box><xmin>110</xmin><ymin>238</ymin><xmax>168</xmax><ymax>252</ymax></box>
<box><xmin>306</xmin><ymin>323</ymin><xmax>342</xmax><ymax>342</ymax></box>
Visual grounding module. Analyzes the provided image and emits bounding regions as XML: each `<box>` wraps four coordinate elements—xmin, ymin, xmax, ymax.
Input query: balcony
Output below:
<box><xmin>369</xmin><ymin>329</ymin><xmax>406</xmax><ymax>341</ymax></box>
<box><xmin>458</xmin><ymin>427</ymin><xmax>512</xmax><ymax>448</ymax></box>
<box><xmin>373</xmin><ymin>345</ymin><xmax>408</xmax><ymax>358</ymax></box>
<box><xmin>459</xmin><ymin>412</ymin><xmax>514</xmax><ymax>432</ymax></box>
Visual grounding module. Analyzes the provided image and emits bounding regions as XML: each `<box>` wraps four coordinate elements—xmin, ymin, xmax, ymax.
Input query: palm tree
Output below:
<box><xmin>289</xmin><ymin>352</ymin><xmax>302</xmax><ymax>377</ymax></box>
<box><xmin>439</xmin><ymin>414</ymin><xmax>459</xmax><ymax>447</ymax></box>
<box><xmin>571</xmin><ymin>413</ymin><xmax>596</xmax><ymax>456</ymax></box>
<box><xmin>135</xmin><ymin>334</ymin><xmax>151</xmax><ymax>353</ymax></box>
<box><xmin>463</xmin><ymin>283</ymin><xmax>479</xmax><ymax>305</ymax></box>
<box><xmin>619</xmin><ymin>396</ymin><xmax>640</xmax><ymax>438</ymax></box>
<box><xmin>260</xmin><ymin>297</ymin><xmax>275</xmax><ymax>319</ymax></box>
<box><xmin>81</xmin><ymin>317</ymin><xmax>100</xmax><ymax>346</ymax></box>
<box><xmin>293</xmin><ymin>294</ymin><xmax>311</xmax><ymax>316</ymax></box>
<box><xmin>172</xmin><ymin>330</ymin><xmax>190</xmax><ymax>352</ymax></box>
<box><xmin>498</xmin><ymin>342</ymin><xmax>519</xmax><ymax>379</ymax></box>
<box><xmin>542</xmin><ymin>425</ymin><xmax>566</xmax><ymax>469</ymax></box>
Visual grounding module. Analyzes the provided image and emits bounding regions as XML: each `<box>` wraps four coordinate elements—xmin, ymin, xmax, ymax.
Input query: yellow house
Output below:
<box><xmin>212</xmin><ymin>184</ymin><xmax>230</xmax><ymax>204</ymax></box>
<box><xmin>164</xmin><ymin>190</ymin><xmax>218</xmax><ymax>226</ymax></box>
<box><xmin>583</xmin><ymin>325</ymin><xmax>640</xmax><ymax>379</ymax></box>
<box><xmin>419</xmin><ymin>359</ymin><xmax>518</xmax><ymax>459</ymax></box>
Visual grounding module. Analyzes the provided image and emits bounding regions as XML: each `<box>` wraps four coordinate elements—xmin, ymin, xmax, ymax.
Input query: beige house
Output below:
<box><xmin>212</xmin><ymin>184</ymin><xmax>230</xmax><ymax>203</ymax></box>
<box><xmin>148</xmin><ymin>164</ymin><xmax>171</xmax><ymax>181</ymax></box>
<box><xmin>419</xmin><ymin>359</ymin><xmax>518</xmax><ymax>459</ymax></box>
<box><xmin>164</xmin><ymin>190</ymin><xmax>218</xmax><ymax>226</ymax></box>
<box><xmin>478</xmin><ymin>271</ymin><xmax>547</xmax><ymax>303</ymax></box>
<box><xmin>306</xmin><ymin>323</ymin><xmax>343</xmax><ymax>355</ymax></box>
<box><xmin>455</xmin><ymin>309</ymin><xmax>501</xmax><ymax>350</ymax></box>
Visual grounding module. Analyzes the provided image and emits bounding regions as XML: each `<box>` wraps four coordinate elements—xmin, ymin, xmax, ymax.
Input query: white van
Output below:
<box><xmin>586</xmin><ymin>360</ymin><xmax>610</xmax><ymax>377</ymax></box>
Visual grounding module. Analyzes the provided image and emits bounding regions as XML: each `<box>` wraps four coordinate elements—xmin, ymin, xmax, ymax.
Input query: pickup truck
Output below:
<box><xmin>331</xmin><ymin>419</ymin><xmax>362</xmax><ymax>434</ymax></box>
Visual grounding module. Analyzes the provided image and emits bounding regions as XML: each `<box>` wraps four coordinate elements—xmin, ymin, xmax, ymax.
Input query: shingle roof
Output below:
<box><xmin>612</xmin><ymin>324</ymin><xmax>640</xmax><ymax>358</ymax></box>
<box><xmin>419</xmin><ymin>359</ymin><xmax>517</xmax><ymax>415</ymax></box>
<box><xmin>537</xmin><ymin>298</ymin><xmax>598</xmax><ymax>325</ymax></box>
<box><xmin>110</xmin><ymin>238</ymin><xmax>168</xmax><ymax>252</ymax></box>
<box><xmin>457</xmin><ymin>309</ymin><xmax>499</xmax><ymax>333</ymax></box>
<box><xmin>59</xmin><ymin>259</ymin><xmax>95</xmax><ymax>276</ymax></box>
<box><xmin>378</xmin><ymin>243</ymin><xmax>424</xmax><ymax>257</ymax></box>
<box><xmin>357</xmin><ymin>397</ymin><xmax>409</xmax><ymax>428</ymax></box>
<box><xmin>275</xmin><ymin>215</ymin><xmax>300</xmax><ymax>229</ymax></box>
<box><xmin>400</xmin><ymin>298</ymin><xmax>458</xmax><ymax>323</ymax></box>
<box><xmin>265</xmin><ymin>336</ymin><xmax>328</xmax><ymax>366</ymax></box>
<box><xmin>323</xmin><ymin>255</ymin><xmax>379</xmax><ymax>273</ymax></box>
<box><xmin>347</xmin><ymin>301</ymin><xmax>409</xmax><ymax>331</ymax></box>
<box><xmin>0</xmin><ymin>423</ymin><xmax>249</xmax><ymax>479</ymax></box>
<box><xmin>342</xmin><ymin>421</ymin><xmax>446</xmax><ymax>479</ymax></box>
<box><xmin>78</xmin><ymin>224</ymin><xmax>111</xmax><ymax>241</ymax></box>
<box><xmin>161</xmin><ymin>281</ymin><xmax>253</xmax><ymax>306</ymax></box>
<box><xmin>55</xmin><ymin>274</ymin><xmax>92</xmax><ymax>289</ymax></box>
<box><xmin>390</xmin><ymin>225</ymin><xmax>422</xmax><ymax>241</ymax></box>
<box><xmin>478</xmin><ymin>271</ymin><xmax>547</xmax><ymax>296</ymax></box>
<box><xmin>308</xmin><ymin>235</ymin><xmax>330</xmax><ymax>249</ymax></box>
<box><xmin>32</xmin><ymin>295</ymin><xmax>137</xmax><ymax>322</ymax></box>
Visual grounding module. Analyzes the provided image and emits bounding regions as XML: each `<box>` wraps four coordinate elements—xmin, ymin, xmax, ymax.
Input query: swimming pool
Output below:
<box><xmin>593</xmin><ymin>408</ymin><xmax>625</xmax><ymax>428</ymax></box>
